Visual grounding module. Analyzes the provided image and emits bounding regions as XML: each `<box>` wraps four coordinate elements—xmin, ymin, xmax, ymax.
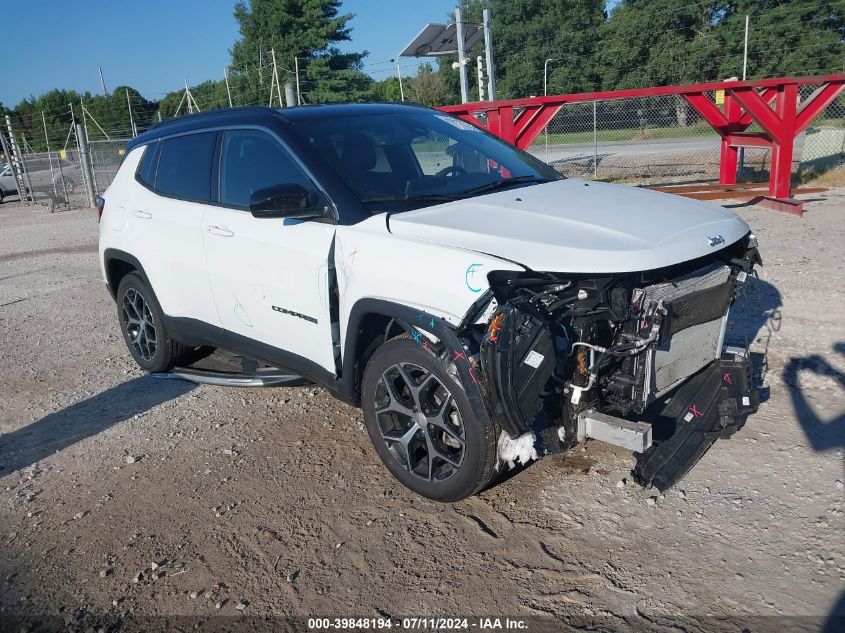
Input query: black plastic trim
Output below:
<box><xmin>342</xmin><ymin>298</ymin><xmax>493</xmax><ymax>429</ymax></box>
<box><xmin>102</xmin><ymin>249</ymin><xmax>151</xmax><ymax>299</ymax></box>
<box><xmin>161</xmin><ymin>315</ymin><xmax>349</xmax><ymax>402</ymax></box>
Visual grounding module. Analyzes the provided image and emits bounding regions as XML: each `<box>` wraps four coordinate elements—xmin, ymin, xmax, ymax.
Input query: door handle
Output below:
<box><xmin>207</xmin><ymin>225</ymin><xmax>234</xmax><ymax>237</ymax></box>
<box><xmin>133</xmin><ymin>210</ymin><xmax>152</xmax><ymax>219</ymax></box>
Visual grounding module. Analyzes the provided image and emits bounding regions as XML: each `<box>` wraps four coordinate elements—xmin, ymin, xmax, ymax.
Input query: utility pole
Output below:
<box><xmin>543</xmin><ymin>59</ymin><xmax>556</xmax><ymax>160</ymax></box>
<box><xmin>396</xmin><ymin>58</ymin><xmax>405</xmax><ymax>102</ymax></box>
<box><xmin>270</xmin><ymin>49</ymin><xmax>283</xmax><ymax>107</ymax></box>
<box><xmin>285</xmin><ymin>83</ymin><xmax>296</xmax><ymax>108</ymax></box>
<box><xmin>544</xmin><ymin>58</ymin><xmax>556</xmax><ymax>96</ymax></box>
<box><xmin>294</xmin><ymin>57</ymin><xmax>302</xmax><ymax>105</ymax></box>
<box><xmin>742</xmin><ymin>15</ymin><xmax>749</xmax><ymax>81</ymax></box>
<box><xmin>126</xmin><ymin>89</ymin><xmax>136</xmax><ymax>137</ymax></box>
<box><xmin>476</xmin><ymin>56</ymin><xmax>485</xmax><ymax>101</ymax></box>
<box><xmin>185</xmin><ymin>79</ymin><xmax>193</xmax><ymax>114</ymax></box>
<box><xmin>98</xmin><ymin>65</ymin><xmax>109</xmax><ymax>96</ymax></box>
<box><xmin>739</xmin><ymin>15</ymin><xmax>749</xmax><ymax>175</ymax></box>
<box><xmin>455</xmin><ymin>8</ymin><xmax>469</xmax><ymax>104</ymax></box>
<box><xmin>224</xmin><ymin>67</ymin><xmax>233</xmax><ymax>107</ymax></box>
<box><xmin>76</xmin><ymin>123</ymin><xmax>96</xmax><ymax>207</ymax></box>
<box><xmin>482</xmin><ymin>8</ymin><xmax>496</xmax><ymax>101</ymax></box>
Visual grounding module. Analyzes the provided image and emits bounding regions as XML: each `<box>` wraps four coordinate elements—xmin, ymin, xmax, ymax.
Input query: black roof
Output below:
<box><xmin>126</xmin><ymin>102</ymin><xmax>432</xmax><ymax>153</ymax></box>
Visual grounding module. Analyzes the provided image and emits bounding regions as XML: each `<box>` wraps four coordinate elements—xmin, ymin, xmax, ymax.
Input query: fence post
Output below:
<box><xmin>0</xmin><ymin>126</ymin><xmax>26</xmax><ymax>204</ymax></box>
<box><xmin>5</xmin><ymin>114</ymin><xmax>31</xmax><ymax>204</ymax></box>
<box><xmin>483</xmin><ymin>8</ymin><xmax>496</xmax><ymax>101</ymax></box>
<box><xmin>284</xmin><ymin>83</ymin><xmax>296</xmax><ymax>108</ymax></box>
<box><xmin>593</xmin><ymin>101</ymin><xmax>598</xmax><ymax>178</ymax></box>
<box><xmin>76</xmin><ymin>124</ymin><xmax>97</xmax><ymax>207</ymax></box>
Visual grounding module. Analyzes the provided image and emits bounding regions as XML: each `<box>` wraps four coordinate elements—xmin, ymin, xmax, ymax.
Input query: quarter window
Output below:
<box><xmin>136</xmin><ymin>141</ymin><xmax>160</xmax><ymax>188</ymax></box>
<box><xmin>155</xmin><ymin>132</ymin><xmax>216</xmax><ymax>203</ymax></box>
<box><xmin>219</xmin><ymin>129</ymin><xmax>314</xmax><ymax>208</ymax></box>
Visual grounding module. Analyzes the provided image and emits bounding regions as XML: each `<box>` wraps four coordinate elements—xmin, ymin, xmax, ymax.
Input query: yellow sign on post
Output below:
<box><xmin>59</xmin><ymin>149</ymin><xmax>67</xmax><ymax>160</ymax></box>
<box><xmin>715</xmin><ymin>90</ymin><xmax>725</xmax><ymax>105</ymax></box>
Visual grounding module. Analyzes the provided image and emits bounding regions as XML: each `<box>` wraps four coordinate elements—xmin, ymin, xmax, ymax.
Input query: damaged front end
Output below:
<box><xmin>459</xmin><ymin>233</ymin><xmax>762</xmax><ymax>490</ymax></box>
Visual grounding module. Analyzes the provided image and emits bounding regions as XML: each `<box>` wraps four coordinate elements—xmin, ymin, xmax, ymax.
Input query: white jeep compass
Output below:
<box><xmin>98</xmin><ymin>104</ymin><xmax>760</xmax><ymax>501</ymax></box>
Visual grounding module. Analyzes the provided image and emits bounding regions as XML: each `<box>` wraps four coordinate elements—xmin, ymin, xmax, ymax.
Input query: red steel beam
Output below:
<box><xmin>439</xmin><ymin>74</ymin><xmax>845</xmax><ymax>203</ymax></box>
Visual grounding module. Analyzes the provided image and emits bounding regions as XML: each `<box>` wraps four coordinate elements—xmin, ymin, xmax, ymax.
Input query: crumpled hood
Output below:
<box><xmin>387</xmin><ymin>179</ymin><xmax>750</xmax><ymax>273</ymax></box>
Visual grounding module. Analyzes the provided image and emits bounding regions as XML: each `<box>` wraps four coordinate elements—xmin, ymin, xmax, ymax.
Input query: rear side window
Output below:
<box><xmin>136</xmin><ymin>141</ymin><xmax>160</xmax><ymax>188</ymax></box>
<box><xmin>154</xmin><ymin>132</ymin><xmax>217</xmax><ymax>203</ymax></box>
<box><xmin>219</xmin><ymin>129</ymin><xmax>314</xmax><ymax>208</ymax></box>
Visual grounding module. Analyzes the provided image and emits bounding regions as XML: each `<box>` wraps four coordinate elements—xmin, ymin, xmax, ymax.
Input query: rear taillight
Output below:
<box><xmin>96</xmin><ymin>196</ymin><xmax>105</xmax><ymax>222</ymax></box>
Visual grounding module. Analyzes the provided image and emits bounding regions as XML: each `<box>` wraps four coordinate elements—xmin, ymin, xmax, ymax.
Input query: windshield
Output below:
<box><xmin>290</xmin><ymin>110</ymin><xmax>561</xmax><ymax>213</ymax></box>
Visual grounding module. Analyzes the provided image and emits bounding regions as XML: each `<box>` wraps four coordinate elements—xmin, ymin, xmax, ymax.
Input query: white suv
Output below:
<box><xmin>99</xmin><ymin>104</ymin><xmax>760</xmax><ymax>501</ymax></box>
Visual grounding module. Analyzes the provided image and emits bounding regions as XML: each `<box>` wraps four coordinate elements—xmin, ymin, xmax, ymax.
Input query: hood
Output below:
<box><xmin>387</xmin><ymin>179</ymin><xmax>750</xmax><ymax>273</ymax></box>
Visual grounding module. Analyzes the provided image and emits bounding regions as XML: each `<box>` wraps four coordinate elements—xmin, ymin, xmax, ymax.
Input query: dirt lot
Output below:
<box><xmin>0</xmin><ymin>190</ymin><xmax>843</xmax><ymax>632</ymax></box>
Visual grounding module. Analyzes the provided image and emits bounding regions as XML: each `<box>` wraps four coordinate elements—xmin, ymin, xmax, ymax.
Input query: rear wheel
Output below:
<box><xmin>116</xmin><ymin>273</ymin><xmax>197</xmax><ymax>373</ymax></box>
<box><xmin>362</xmin><ymin>338</ymin><xmax>499</xmax><ymax>501</ymax></box>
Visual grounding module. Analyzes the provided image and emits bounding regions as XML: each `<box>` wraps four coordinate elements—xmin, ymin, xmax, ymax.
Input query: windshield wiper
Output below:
<box><xmin>460</xmin><ymin>175</ymin><xmax>549</xmax><ymax>197</ymax></box>
<box><xmin>361</xmin><ymin>194</ymin><xmax>460</xmax><ymax>203</ymax></box>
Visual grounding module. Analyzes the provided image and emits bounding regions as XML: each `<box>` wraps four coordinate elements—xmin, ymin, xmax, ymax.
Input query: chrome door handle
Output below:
<box><xmin>207</xmin><ymin>225</ymin><xmax>234</xmax><ymax>237</ymax></box>
<box><xmin>133</xmin><ymin>210</ymin><xmax>152</xmax><ymax>219</ymax></box>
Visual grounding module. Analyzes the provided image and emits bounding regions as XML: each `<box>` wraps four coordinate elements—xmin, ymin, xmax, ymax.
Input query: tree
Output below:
<box><xmin>230</xmin><ymin>0</ymin><xmax>371</xmax><ymax>103</ymax></box>
<box><xmin>367</xmin><ymin>77</ymin><xmax>403</xmax><ymax>102</ymax></box>
<box><xmin>409</xmin><ymin>64</ymin><xmax>452</xmax><ymax>107</ymax></box>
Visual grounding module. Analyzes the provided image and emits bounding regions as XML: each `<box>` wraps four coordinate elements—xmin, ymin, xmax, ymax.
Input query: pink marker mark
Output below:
<box><xmin>689</xmin><ymin>404</ymin><xmax>703</xmax><ymax>417</ymax></box>
<box><xmin>722</xmin><ymin>372</ymin><xmax>733</xmax><ymax>384</ymax></box>
<box><xmin>348</xmin><ymin>248</ymin><xmax>358</xmax><ymax>263</ymax></box>
<box><xmin>468</xmin><ymin>366</ymin><xmax>478</xmax><ymax>384</ymax></box>
<box><xmin>452</xmin><ymin>350</ymin><xmax>467</xmax><ymax>362</ymax></box>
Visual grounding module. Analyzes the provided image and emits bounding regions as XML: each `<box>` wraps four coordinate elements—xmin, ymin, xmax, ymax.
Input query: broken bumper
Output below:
<box><xmin>632</xmin><ymin>347</ymin><xmax>759</xmax><ymax>491</ymax></box>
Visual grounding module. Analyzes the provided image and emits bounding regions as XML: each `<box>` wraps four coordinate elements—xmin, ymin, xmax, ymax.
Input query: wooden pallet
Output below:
<box><xmin>644</xmin><ymin>182</ymin><xmax>828</xmax><ymax>216</ymax></box>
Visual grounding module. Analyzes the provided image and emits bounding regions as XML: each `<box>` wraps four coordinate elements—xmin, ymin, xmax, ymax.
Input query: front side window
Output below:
<box><xmin>155</xmin><ymin>132</ymin><xmax>216</xmax><ymax>203</ymax></box>
<box><xmin>218</xmin><ymin>129</ymin><xmax>315</xmax><ymax>208</ymax></box>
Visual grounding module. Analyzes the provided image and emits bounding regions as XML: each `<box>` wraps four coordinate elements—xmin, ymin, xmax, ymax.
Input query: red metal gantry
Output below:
<box><xmin>439</xmin><ymin>74</ymin><xmax>845</xmax><ymax>206</ymax></box>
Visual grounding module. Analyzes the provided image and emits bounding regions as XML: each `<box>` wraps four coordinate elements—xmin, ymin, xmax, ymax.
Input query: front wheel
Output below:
<box><xmin>361</xmin><ymin>338</ymin><xmax>499</xmax><ymax>501</ymax></box>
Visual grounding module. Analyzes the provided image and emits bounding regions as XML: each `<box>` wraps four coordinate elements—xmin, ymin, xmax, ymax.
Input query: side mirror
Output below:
<box><xmin>249</xmin><ymin>184</ymin><xmax>325</xmax><ymax>219</ymax></box>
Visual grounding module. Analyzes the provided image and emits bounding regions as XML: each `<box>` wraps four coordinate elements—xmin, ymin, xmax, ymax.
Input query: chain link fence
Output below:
<box><xmin>527</xmin><ymin>85</ymin><xmax>845</xmax><ymax>185</ymax></box>
<box><xmin>89</xmin><ymin>139</ymin><xmax>129</xmax><ymax>196</ymax></box>
<box><xmin>5</xmin><ymin>85</ymin><xmax>843</xmax><ymax>211</ymax></box>
<box><xmin>10</xmin><ymin>149</ymin><xmax>87</xmax><ymax>211</ymax></box>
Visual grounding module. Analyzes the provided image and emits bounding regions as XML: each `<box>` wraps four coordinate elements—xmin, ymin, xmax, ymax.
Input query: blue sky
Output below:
<box><xmin>1</xmin><ymin>0</ymin><xmax>459</xmax><ymax>107</ymax></box>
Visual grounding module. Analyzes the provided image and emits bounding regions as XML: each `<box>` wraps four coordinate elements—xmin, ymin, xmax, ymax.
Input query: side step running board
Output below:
<box><xmin>577</xmin><ymin>410</ymin><xmax>653</xmax><ymax>453</ymax></box>
<box><xmin>152</xmin><ymin>367</ymin><xmax>311</xmax><ymax>388</ymax></box>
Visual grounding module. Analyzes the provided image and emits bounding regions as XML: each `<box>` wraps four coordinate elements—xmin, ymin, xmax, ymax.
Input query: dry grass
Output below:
<box><xmin>800</xmin><ymin>165</ymin><xmax>845</xmax><ymax>187</ymax></box>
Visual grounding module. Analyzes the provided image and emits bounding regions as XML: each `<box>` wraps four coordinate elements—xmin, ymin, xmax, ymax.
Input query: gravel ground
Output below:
<box><xmin>0</xmin><ymin>191</ymin><xmax>843</xmax><ymax>632</ymax></box>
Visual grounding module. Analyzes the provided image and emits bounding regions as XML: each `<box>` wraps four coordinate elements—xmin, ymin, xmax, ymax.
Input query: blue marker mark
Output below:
<box><xmin>429</xmin><ymin>317</ymin><xmax>436</xmax><ymax>329</ymax></box>
<box><xmin>465</xmin><ymin>263</ymin><xmax>483</xmax><ymax>293</ymax></box>
<box><xmin>416</xmin><ymin>313</ymin><xmax>424</xmax><ymax>324</ymax></box>
<box><xmin>411</xmin><ymin>330</ymin><xmax>422</xmax><ymax>344</ymax></box>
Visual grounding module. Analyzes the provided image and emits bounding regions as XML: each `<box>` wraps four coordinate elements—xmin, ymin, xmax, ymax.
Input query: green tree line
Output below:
<box><xmin>3</xmin><ymin>0</ymin><xmax>842</xmax><ymax>152</ymax></box>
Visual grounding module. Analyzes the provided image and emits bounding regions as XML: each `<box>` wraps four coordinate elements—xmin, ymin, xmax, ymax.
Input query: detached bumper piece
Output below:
<box><xmin>632</xmin><ymin>349</ymin><xmax>758</xmax><ymax>491</ymax></box>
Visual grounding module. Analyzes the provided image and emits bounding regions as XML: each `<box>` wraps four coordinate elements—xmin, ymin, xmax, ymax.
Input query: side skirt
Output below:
<box><xmin>161</xmin><ymin>315</ymin><xmax>353</xmax><ymax>404</ymax></box>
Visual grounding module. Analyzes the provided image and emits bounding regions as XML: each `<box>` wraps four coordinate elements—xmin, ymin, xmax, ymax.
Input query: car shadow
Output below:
<box><xmin>782</xmin><ymin>342</ymin><xmax>845</xmax><ymax>452</ymax></box>
<box><xmin>823</xmin><ymin>590</ymin><xmax>845</xmax><ymax>633</ymax></box>
<box><xmin>725</xmin><ymin>274</ymin><xmax>783</xmax><ymax>403</ymax></box>
<box><xmin>0</xmin><ymin>375</ymin><xmax>195</xmax><ymax>475</ymax></box>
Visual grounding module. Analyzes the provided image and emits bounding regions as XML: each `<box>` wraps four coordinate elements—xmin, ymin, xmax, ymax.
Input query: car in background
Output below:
<box><xmin>0</xmin><ymin>163</ymin><xmax>18</xmax><ymax>202</ymax></box>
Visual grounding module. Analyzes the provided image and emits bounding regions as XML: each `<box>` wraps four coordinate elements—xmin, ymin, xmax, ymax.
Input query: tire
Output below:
<box><xmin>116</xmin><ymin>272</ymin><xmax>196</xmax><ymax>373</ymax></box>
<box><xmin>362</xmin><ymin>338</ymin><xmax>499</xmax><ymax>501</ymax></box>
<box><xmin>0</xmin><ymin>190</ymin><xmax>4</xmax><ymax>204</ymax></box>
